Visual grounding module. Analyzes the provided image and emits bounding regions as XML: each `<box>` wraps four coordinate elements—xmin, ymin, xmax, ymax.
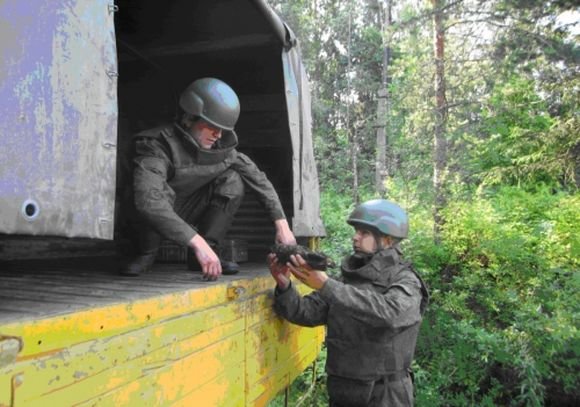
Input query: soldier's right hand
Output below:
<box><xmin>189</xmin><ymin>234</ymin><xmax>222</xmax><ymax>280</ymax></box>
<box><xmin>267</xmin><ymin>253</ymin><xmax>290</xmax><ymax>290</ymax></box>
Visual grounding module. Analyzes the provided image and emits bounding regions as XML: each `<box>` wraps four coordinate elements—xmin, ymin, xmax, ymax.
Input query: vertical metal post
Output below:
<box><xmin>295</xmin><ymin>360</ymin><xmax>319</xmax><ymax>407</ymax></box>
<box><xmin>308</xmin><ymin>236</ymin><xmax>321</xmax><ymax>251</ymax></box>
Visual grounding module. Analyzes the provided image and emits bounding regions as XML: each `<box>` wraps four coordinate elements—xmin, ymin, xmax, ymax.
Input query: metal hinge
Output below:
<box><xmin>108</xmin><ymin>4</ymin><xmax>119</xmax><ymax>15</ymax></box>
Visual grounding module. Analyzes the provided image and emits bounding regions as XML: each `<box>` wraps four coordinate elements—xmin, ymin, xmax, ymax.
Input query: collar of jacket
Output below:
<box><xmin>340</xmin><ymin>246</ymin><xmax>402</xmax><ymax>284</ymax></box>
<box><xmin>174</xmin><ymin>123</ymin><xmax>238</xmax><ymax>165</ymax></box>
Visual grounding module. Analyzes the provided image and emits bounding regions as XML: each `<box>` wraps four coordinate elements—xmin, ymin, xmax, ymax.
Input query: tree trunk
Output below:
<box><xmin>375</xmin><ymin>0</ymin><xmax>392</xmax><ymax>197</ymax></box>
<box><xmin>431</xmin><ymin>0</ymin><xmax>448</xmax><ymax>242</ymax></box>
<box><xmin>347</xmin><ymin>7</ymin><xmax>359</xmax><ymax>204</ymax></box>
<box><xmin>352</xmin><ymin>128</ymin><xmax>360</xmax><ymax>204</ymax></box>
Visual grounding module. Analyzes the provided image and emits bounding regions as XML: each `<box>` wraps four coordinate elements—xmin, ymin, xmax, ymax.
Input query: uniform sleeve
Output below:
<box><xmin>274</xmin><ymin>282</ymin><xmax>329</xmax><ymax>327</ymax></box>
<box><xmin>133</xmin><ymin>137</ymin><xmax>197</xmax><ymax>246</ymax></box>
<box><xmin>231</xmin><ymin>152</ymin><xmax>286</xmax><ymax>221</ymax></box>
<box><xmin>318</xmin><ymin>271</ymin><xmax>423</xmax><ymax>329</ymax></box>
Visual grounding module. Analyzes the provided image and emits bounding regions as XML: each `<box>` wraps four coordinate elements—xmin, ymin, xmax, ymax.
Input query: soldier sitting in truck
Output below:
<box><xmin>120</xmin><ymin>77</ymin><xmax>296</xmax><ymax>280</ymax></box>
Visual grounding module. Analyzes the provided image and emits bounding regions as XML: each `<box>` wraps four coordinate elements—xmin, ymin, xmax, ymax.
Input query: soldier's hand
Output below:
<box><xmin>274</xmin><ymin>219</ymin><xmax>297</xmax><ymax>245</ymax></box>
<box><xmin>189</xmin><ymin>235</ymin><xmax>222</xmax><ymax>281</ymax></box>
<box><xmin>268</xmin><ymin>253</ymin><xmax>291</xmax><ymax>290</ymax></box>
<box><xmin>287</xmin><ymin>254</ymin><xmax>329</xmax><ymax>290</ymax></box>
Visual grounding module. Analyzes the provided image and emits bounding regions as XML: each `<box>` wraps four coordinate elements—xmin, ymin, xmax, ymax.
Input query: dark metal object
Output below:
<box><xmin>271</xmin><ymin>244</ymin><xmax>335</xmax><ymax>271</ymax></box>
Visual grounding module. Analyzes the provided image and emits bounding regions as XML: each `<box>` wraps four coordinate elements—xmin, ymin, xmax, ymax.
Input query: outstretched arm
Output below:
<box><xmin>274</xmin><ymin>219</ymin><xmax>297</xmax><ymax>245</ymax></box>
<box><xmin>287</xmin><ymin>255</ymin><xmax>422</xmax><ymax>330</ymax></box>
<box><xmin>189</xmin><ymin>234</ymin><xmax>221</xmax><ymax>280</ymax></box>
<box><xmin>268</xmin><ymin>254</ymin><xmax>329</xmax><ymax>327</ymax></box>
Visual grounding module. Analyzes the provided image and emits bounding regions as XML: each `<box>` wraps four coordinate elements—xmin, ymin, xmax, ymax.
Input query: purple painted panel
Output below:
<box><xmin>0</xmin><ymin>0</ymin><xmax>118</xmax><ymax>239</ymax></box>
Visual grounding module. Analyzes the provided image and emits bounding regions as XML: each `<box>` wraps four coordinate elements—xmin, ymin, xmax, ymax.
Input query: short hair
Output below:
<box><xmin>181</xmin><ymin>112</ymin><xmax>200</xmax><ymax>128</ymax></box>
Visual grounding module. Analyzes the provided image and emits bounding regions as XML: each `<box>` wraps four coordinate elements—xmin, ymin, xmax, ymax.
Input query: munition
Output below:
<box><xmin>271</xmin><ymin>244</ymin><xmax>335</xmax><ymax>271</ymax></box>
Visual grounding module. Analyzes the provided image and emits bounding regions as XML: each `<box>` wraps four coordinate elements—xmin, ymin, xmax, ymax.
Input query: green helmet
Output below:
<box><xmin>179</xmin><ymin>77</ymin><xmax>240</xmax><ymax>131</ymax></box>
<box><xmin>347</xmin><ymin>199</ymin><xmax>409</xmax><ymax>239</ymax></box>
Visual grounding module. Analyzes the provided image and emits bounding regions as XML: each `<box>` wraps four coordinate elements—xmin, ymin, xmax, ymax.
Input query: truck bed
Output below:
<box><xmin>0</xmin><ymin>258</ymin><xmax>324</xmax><ymax>406</ymax></box>
<box><xmin>0</xmin><ymin>257</ymin><xmax>269</xmax><ymax>324</ymax></box>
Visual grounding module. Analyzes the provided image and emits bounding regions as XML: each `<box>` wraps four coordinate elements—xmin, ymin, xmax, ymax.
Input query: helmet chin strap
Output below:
<box><xmin>373</xmin><ymin>232</ymin><xmax>385</xmax><ymax>253</ymax></box>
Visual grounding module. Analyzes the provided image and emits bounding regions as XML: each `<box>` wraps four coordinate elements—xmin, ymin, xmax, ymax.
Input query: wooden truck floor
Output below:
<box><xmin>0</xmin><ymin>258</ymin><xmax>272</xmax><ymax>324</ymax></box>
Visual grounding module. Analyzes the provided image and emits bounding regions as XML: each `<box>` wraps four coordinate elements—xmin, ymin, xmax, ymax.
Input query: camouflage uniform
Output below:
<box><xmin>274</xmin><ymin>246</ymin><xmax>429</xmax><ymax>407</ymax></box>
<box><xmin>130</xmin><ymin>123</ymin><xmax>285</xmax><ymax>252</ymax></box>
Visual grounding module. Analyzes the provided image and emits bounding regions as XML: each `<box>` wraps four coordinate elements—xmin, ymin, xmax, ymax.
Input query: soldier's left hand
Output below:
<box><xmin>268</xmin><ymin>253</ymin><xmax>291</xmax><ymax>290</ymax></box>
<box><xmin>287</xmin><ymin>254</ymin><xmax>329</xmax><ymax>290</ymax></box>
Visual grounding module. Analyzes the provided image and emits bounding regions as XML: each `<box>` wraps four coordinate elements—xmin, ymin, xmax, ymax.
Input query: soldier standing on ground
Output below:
<box><xmin>269</xmin><ymin>199</ymin><xmax>429</xmax><ymax>406</ymax></box>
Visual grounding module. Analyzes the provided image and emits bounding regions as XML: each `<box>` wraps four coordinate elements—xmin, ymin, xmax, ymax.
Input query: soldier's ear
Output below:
<box><xmin>380</xmin><ymin>235</ymin><xmax>394</xmax><ymax>248</ymax></box>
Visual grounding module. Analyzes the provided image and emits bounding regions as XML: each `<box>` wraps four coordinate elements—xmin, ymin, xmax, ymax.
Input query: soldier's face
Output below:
<box><xmin>352</xmin><ymin>228</ymin><xmax>377</xmax><ymax>254</ymax></box>
<box><xmin>192</xmin><ymin>120</ymin><xmax>223</xmax><ymax>149</ymax></box>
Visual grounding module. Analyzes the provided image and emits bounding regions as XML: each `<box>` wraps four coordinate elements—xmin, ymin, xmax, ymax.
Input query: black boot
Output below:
<box><xmin>120</xmin><ymin>227</ymin><xmax>161</xmax><ymax>276</ymax></box>
<box><xmin>187</xmin><ymin>247</ymin><xmax>240</xmax><ymax>275</ymax></box>
<box><xmin>221</xmin><ymin>258</ymin><xmax>240</xmax><ymax>275</ymax></box>
<box><xmin>119</xmin><ymin>253</ymin><xmax>157</xmax><ymax>276</ymax></box>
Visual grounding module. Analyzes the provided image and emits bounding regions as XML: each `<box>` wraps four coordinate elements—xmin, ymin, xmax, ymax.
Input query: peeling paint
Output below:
<box><xmin>0</xmin><ymin>0</ymin><xmax>118</xmax><ymax>239</ymax></box>
<box><xmin>0</xmin><ymin>276</ymin><xmax>323</xmax><ymax>406</ymax></box>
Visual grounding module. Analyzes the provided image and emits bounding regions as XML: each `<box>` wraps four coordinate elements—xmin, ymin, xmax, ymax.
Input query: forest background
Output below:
<box><xmin>267</xmin><ymin>0</ymin><xmax>579</xmax><ymax>406</ymax></box>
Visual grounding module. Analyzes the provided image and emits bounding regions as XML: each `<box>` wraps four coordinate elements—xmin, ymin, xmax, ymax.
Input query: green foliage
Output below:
<box><xmin>469</xmin><ymin>76</ymin><xmax>578</xmax><ymax>189</ymax></box>
<box><xmin>318</xmin><ymin>186</ymin><xmax>356</xmax><ymax>266</ymax></box>
<box><xmin>412</xmin><ymin>187</ymin><xmax>580</xmax><ymax>405</ymax></box>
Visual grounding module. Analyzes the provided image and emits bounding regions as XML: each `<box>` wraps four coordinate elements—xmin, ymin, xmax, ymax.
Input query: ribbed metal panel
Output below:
<box><xmin>226</xmin><ymin>193</ymin><xmax>277</xmax><ymax>260</ymax></box>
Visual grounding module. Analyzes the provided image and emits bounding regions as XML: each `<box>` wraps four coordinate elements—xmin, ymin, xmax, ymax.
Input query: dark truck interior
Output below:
<box><xmin>0</xmin><ymin>0</ymin><xmax>300</xmax><ymax>323</ymax></box>
<box><xmin>115</xmin><ymin>0</ymin><xmax>294</xmax><ymax>263</ymax></box>
<box><xmin>0</xmin><ymin>0</ymin><xmax>296</xmax><ymax>266</ymax></box>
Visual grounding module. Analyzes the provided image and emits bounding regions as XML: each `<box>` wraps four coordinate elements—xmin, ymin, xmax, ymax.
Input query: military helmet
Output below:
<box><xmin>347</xmin><ymin>199</ymin><xmax>409</xmax><ymax>239</ymax></box>
<box><xmin>179</xmin><ymin>77</ymin><xmax>240</xmax><ymax>131</ymax></box>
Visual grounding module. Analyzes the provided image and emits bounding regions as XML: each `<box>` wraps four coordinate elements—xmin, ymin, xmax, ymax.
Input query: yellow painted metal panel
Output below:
<box><xmin>12</xmin><ymin>318</ymin><xmax>245</xmax><ymax>406</ymax></box>
<box><xmin>1</xmin><ymin>302</ymin><xmax>245</xmax><ymax>402</ymax></box>
<box><xmin>0</xmin><ymin>284</ymin><xmax>237</xmax><ymax>358</ymax></box>
<box><xmin>245</xmin><ymin>282</ymin><xmax>324</xmax><ymax>406</ymax></box>
<box><xmin>75</xmin><ymin>328</ymin><xmax>246</xmax><ymax>406</ymax></box>
<box><xmin>172</xmin><ymin>370</ymin><xmax>245</xmax><ymax>407</ymax></box>
<box><xmin>246</xmin><ymin>322</ymin><xmax>320</xmax><ymax>378</ymax></box>
<box><xmin>0</xmin><ymin>274</ymin><xmax>324</xmax><ymax>406</ymax></box>
<box><xmin>0</xmin><ymin>373</ymin><xmax>12</xmax><ymax>406</ymax></box>
<box><xmin>245</xmin><ymin>278</ymin><xmax>317</xmax><ymax>326</ymax></box>
<box><xmin>248</xmin><ymin>342</ymin><xmax>321</xmax><ymax>406</ymax></box>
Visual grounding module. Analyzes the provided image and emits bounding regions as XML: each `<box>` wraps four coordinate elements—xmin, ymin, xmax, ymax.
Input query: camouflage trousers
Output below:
<box><xmin>327</xmin><ymin>373</ymin><xmax>414</xmax><ymax>407</ymax></box>
<box><xmin>129</xmin><ymin>168</ymin><xmax>244</xmax><ymax>255</ymax></box>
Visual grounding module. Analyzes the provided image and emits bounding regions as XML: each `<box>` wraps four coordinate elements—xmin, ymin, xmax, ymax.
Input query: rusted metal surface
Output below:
<box><xmin>0</xmin><ymin>0</ymin><xmax>118</xmax><ymax>239</ymax></box>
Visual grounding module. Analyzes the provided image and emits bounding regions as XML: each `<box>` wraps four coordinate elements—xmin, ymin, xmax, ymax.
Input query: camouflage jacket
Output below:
<box><xmin>274</xmin><ymin>247</ymin><xmax>429</xmax><ymax>382</ymax></box>
<box><xmin>132</xmin><ymin>123</ymin><xmax>285</xmax><ymax>246</ymax></box>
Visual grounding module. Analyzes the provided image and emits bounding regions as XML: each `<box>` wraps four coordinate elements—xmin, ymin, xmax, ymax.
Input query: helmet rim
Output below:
<box><xmin>179</xmin><ymin>77</ymin><xmax>240</xmax><ymax>131</ymax></box>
